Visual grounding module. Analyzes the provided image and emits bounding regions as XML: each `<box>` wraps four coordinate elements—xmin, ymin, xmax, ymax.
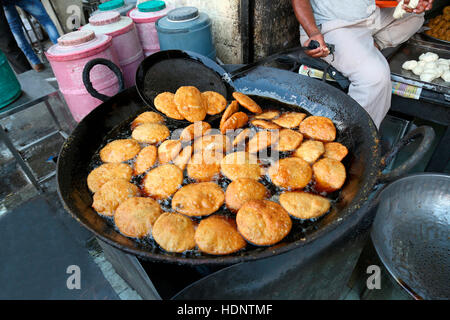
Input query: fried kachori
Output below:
<box><xmin>142</xmin><ymin>164</ymin><xmax>183</xmax><ymax>199</ymax></box>
<box><xmin>172</xmin><ymin>182</ymin><xmax>225</xmax><ymax>217</ymax></box>
<box><xmin>152</xmin><ymin>212</ymin><xmax>196</xmax><ymax>253</ymax></box>
<box><xmin>324</xmin><ymin>142</ymin><xmax>348</xmax><ymax>161</ymax></box>
<box><xmin>87</xmin><ymin>163</ymin><xmax>133</xmax><ymax>193</ymax></box>
<box><xmin>279</xmin><ymin>191</ymin><xmax>330</xmax><ymax>220</ymax></box>
<box><xmin>300</xmin><ymin>116</ymin><xmax>336</xmax><ymax>142</ymax></box>
<box><xmin>312</xmin><ymin>158</ymin><xmax>346</xmax><ymax>192</ymax></box>
<box><xmin>154</xmin><ymin>92</ymin><xmax>184</xmax><ymax>120</ymax></box>
<box><xmin>293</xmin><ymin>140</ymin><xmax>325</xmax><ymax>164</ymax></box>
<box><xmin>131</xmin><ymin>111</ymin><xmax>164</xmax><ymax>129</ymax></box>
<box><xmin>202</xmin><ymin>91</ymin><xmax>227</xmax><ymax>115</ymax></box>
<box><xmin>187</xmin><ymin>152</ymin><xmax>222</xmax><ymax>182</ymax></box>
<box><xmin>275</xmin><ymin>129</ymin><xmax>303</xmax><ymax>151</ymax></box>
<box><xmin>174</xmin><ymin>86</ymin><xmax>206</xmax><ymax>122</ymax></box>
<box><xmin>195</xmin><ymin>215</ymin><xmax>246</xmax><ymax>255</ymax></box>
<box><xmin>131</xmin><ymin>123</ymin><xmax>170</xmax><ymax>144</ymax></box>
<box><xmin>134</xmin><ymin>145</ymin><xmax>158</xmax><ymax>175</ymax></box>
<box><xmin>99</xmin><ymin>139</ymin><xmax>140</xmax><ymax>163</ymax></box>
<box><xmin>114</xmin><ymin>197</ymin><xmax>162</xmax><ymax>238</ymax></box>
<box><xmin>268</xmin><ymin>157</ymin><xmax>312</xmax><ymax>189</ymax></box>
<box><xmin>225</xmin><ymin>178</ymin><xmax>268</xmax><ymax>211</ymax></box>
<box><xmin>232</xmin><ymin>92</ymin><xmax>262</xmax><ymax>114</ymax></box>
<box><xmin>236</xmin><ymin>200</ymin><xmax>292</xmax><ymax>246</ymax></box>
<box><xmin>272</xmin><ymin>112</ymin><xmax>306</xmax><ymax>128</ymax></box>
<box><xmin>220</xmin><ymin>151</ymin><xmax>263</xmax><ymax>181</ymax></box>
<box><xmin>180</xmin><ymin>121</ymin><xmax>211</xmax><ymax>142</ymax></box>
<box><xmin>92</xmin><ymin>179</ymin><xmax>139</xmax><ymax>216</ymax></box>
<box><xmin>158</xmin><ymin>140</ymin><xmax>182</xmax><ymax>164</ymax></box>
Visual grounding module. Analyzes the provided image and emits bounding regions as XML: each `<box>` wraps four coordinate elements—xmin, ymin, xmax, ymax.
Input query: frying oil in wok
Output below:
<box><xmin>88</xmin><ymin>95</ymin><xmax>348</xmax><ymax>258</ymax></box>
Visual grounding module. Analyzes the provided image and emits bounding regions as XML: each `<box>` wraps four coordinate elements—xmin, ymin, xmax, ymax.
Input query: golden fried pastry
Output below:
<box><xmin>92</xmin><ymin>179</ymin><xmax>139</xmax><ymax>216</ymax></box>
<box><xmin>193</xmin><ymin>134</ymin><xmax>231</xmax><ymax>156</ymax></box>
<box><xmin>255</xmin><ymin>110</ymin><xmax>280</xmax><ymax>120</ymax></box>
<box><xmin>87</xmin><ymin>163</ymin><xmax>133</xmax><ymax>193</ymax></box>
<box><xmin>187</xmin><ymin>152</ymin><xmax>223</xmax><ymax>182</ymax></box>
<box><xmin>276</xmin><ymin>129</ymin><xmax>303</xmax><ymax>151</ymax></box>
<box><xmin>172</xmin><ymin>182</ymin><xmax>225</xmax><ymax>217</ymax></box>
<box><xmin>268</xmin><ymin>157</ymin><xmax>312</xmax><ymax>189</ymax></box>
<box><xmin>152</xmin><ymin>212</ymin><xmax>196</xmax><ymax>253</ymax></box>
<box><xmin>202</xmin><ymin>91</ymin><xmax>227</xmax><ymax>115</ymax></box>
<box><xmin>225</xmin><ymin>178</ymin><xmax>268</xmax><ymax>211</ymax></box>
<box><xmin>154</xmin><ymin>92</ymin><xmax>184</xmax><ymax>120</ymax></box>
<box><xmin>293</xmin><ymin>140</ymin><xmax>325</xmax><ymax>164</ymax></box>
<box><xmin>158</xmin><ymin>140</ymin><xmax>182</xmax><ymax>164</ymax></box>
<box><xmin>220</xmin><ymin>100</ymin><xmax>239</xmax><ymax>128</ymax></box>
<box><xmin>142</xmin><ymin>164</ymin><xmax>183</xmax><ymax>199</ymax></box>
<box><xmin>134</xmin><ymin>145</ymin><xmax>157</xmax><ymax>175</ymax></box>
<box><xmin>221</xmin><ymin>151</ymin><xmax>263</xmax><ymax>181</ymax></box>
<box><xmin>174</xmin><ymin>86</ymin><xmax>206</xmax><ymax>122</ymax></box>
<box><xmin>114</xmin><ymin>197</ymin><xmax>162</xmax><ymax>238</ymax></box>
<box><xmin>131</xmin><ymin>123</ymin><xmax>170</xmax><ymax>144</ymax></box>
<box><xmin>173</xmin><ymin>145</ymin><xmax>193</xmax><ymax>171</ymax></box>
<box><xmin>236</xmin><ymin>200</ymin><xmax>292</xmax><ymax>246</ymax></box>
<box><xmin>312</xmin><ymin>158</ymin><xmax>346</xmax><ymax>192</ymax></box>
<box><xmin>324</xmin><ymin>142</ymin><xmax>348</xmax><ymax>161</ymax></box>
<box><xmin>279</xmin><ymin>192</ymin><xmax>330</xmax><ymax>220</ymax></box>
<box><xmin>131</xmin><ymin>111</ymin><xmax>164</xmax><ymax>129</ymax></box>
<box><xmin>195</xmin><ymin>216</ymin><xmax>246</xmax><ymax>255</ymax></box>
<box><xmin>220</xmin><ymin>111</ymin><xmax>248</xmax><ymax>134</ymax></box>
<box><xmin>247</xmin><ymin>130</ymin><xmax>279</xmax><ymax>153</ymax></box>
<box><xmin>232</xmin><ymin>128</ymin><xmax>254</xmax><ymax>147</ymax></box>
<box><xmin>299</xmin><ymin>116</ymin><xmax>336</xmax><ymax>142</ymax></box>
<box><xmin>179</xmin><ymin>121</ymin><xmax>211</xmax><ymax>142</ymax></box>
<box><xmin>232</xmin><ymin>92</ymin><xmax>262</xmax><ymax>114</ymax></box>
<box><xmin>272</xmin><ymin>112</ymin><xmax>306</xmax><ymax>128</ymax></box>
<box><xmin>99</xmin><ymin>139</ymin><xmax>141</xmax><ymax>163</ymax></box>
<box><xmin>251</xmin><ymin>119</ymin><xmax>281</xmax><ymax>130</ymax></box>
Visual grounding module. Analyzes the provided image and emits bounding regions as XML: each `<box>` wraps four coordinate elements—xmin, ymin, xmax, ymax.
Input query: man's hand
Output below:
<box><xmin>304</xmin><ymin>32</ymin><xmax>330</xmax><ymax>58</ymax></box>
<box><xmin>402</xmin><ymin>0</ymin><xmax>433</xmax><ymax>14</ymax></box>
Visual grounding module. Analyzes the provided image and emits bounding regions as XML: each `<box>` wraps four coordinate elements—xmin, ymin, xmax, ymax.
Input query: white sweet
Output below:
<box><xmin>402</xmin><ymin>60</ymin><xmax>418</xmax><ymax>70</ymax></box>
<box><xmin>412</xmin><ymin>65</ymin><xmax>424</xmax><ymax>75</ymax></box>
<box><xmin>442</xmin><ymin>70</ymin><xmax>450</xmax><ymax>82</ymax></box>
<box><xmin>424</xmin><ymin>61</ymin><xmax>437</xmax><ymax>69</ymax></box>
<box><xmin>437</xmin><ymin>58</ymin><xmax>449</xmax><ymax>66</ymax></box>
<box><xmin>420</xmin><ymin>72</ymin><xmax>439</xmax><ymax>82</ymax></box>
<box><xmin>417</xmin><ymin>60</ymin><xmax>427</xmax><ymax>67</ymax></box>
<box><xmin>436</xmin><ymin>65</ymin><xmax>447</xmax><ymax>77</ymax></box>
<box><xmin>393</xmin><ymin>0</ymin><xmax>419</xmax><ymax>19</ymax></box>
<box><xmin>419</xmin><ymin>52</ymin><xmax>439</xmax><ymax>62</ymax></box>
<box><xmin>438</xmin><ymin>63</ymin><xmax>450</xmax><ymax>72</ymax></box>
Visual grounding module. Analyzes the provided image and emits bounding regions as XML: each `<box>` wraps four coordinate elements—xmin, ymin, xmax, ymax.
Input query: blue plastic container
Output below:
<box><xmin>0</xmin><ymin>51</ymin><xmax>21</xmax><ymax>109</ymax></box>
<box><xmin>156</xmin><ymin>7</ymin><xmax>216</xmax><ymax>60</ymax></box>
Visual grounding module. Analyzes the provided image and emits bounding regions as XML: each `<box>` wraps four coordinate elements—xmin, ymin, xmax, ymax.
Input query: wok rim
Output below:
<box><xmin>57</xmin><ymin>65</ymin><xmax>381</xmax><ymax>266</ymax></box>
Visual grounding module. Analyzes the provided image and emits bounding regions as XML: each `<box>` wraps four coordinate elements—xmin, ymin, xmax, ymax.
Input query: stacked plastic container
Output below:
<box><xmin>128</xmin><ymin>1</ymin><xmax>170</xmax><ymax>56</ymax></box>
<box><xmin>82</xmin><ymin>11</ymin><xmax>143</xmax><ymax>88</ymax></box>
<box><xmin>156</xmin><ymin>7</ymin><xmax>216</xmax><ymax>60</ymax></box>
<box><xmin>45</xmin><ymin>30</ymin><xmax>121</xmax><ymax>122</ymax></box>
<box><xmin>91</xmin><ymin>0</ymin><xmax>135</xmax><ymax>17</ymax></box>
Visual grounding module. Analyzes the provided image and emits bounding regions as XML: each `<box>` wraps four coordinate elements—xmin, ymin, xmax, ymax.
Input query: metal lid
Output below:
<box><xmin>98</xmin><ymin>0</ymin><xmax>124</xmax><ymax>11</ymax></box>
<box><xmin>167</xmin><ymin>7</ymin><xmax>199</xmax><ymax>22</ymax></box>
<box><xmin>57</xmin><ymin>30</ymin><xmax>96</xmax><ymax>46</ymax></box>
<box><xmin>138</xmin><ymin>0</ymin><xmax>166</xmax><ymax>12</ymax></box>
<box><xmin>89</xmin><ymin>11</ymin><xmax>121</xmax><ymax>26</ymax></box>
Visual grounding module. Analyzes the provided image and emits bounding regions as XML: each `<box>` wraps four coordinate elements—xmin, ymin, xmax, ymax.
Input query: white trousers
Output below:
<box><xmin>300</xmin><ymin>8</ymin><xmax>424</xmax><ymax>128</ymax></box>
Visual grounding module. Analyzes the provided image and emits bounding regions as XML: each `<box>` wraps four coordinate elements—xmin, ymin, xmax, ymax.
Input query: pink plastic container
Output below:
<box><xmin>82</xmin><ymin>11</ymin><xmax>144</xmax><ymax>88</ymax></box>
<box><xmin>46</xmin><ymin>30</ymin><xmax>121</xmax><ymax>122</ymax></box>
<box><xmin>128</xmin><ymin>2</ymin><xmax>170</xmax><ymax>56</ymax></box>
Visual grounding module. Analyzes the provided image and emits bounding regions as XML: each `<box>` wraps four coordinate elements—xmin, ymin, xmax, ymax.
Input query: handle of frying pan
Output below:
<box><xmin>82</xmin><ymin>58</ymin><xmax>125</xmax><ymax>102</ymax></box>
<box><xmin>378</xmin><ymin>126</ymin><xmax>435</xmax><ymax>184</ymax></box>
<box><xmin>228</xmin><ymin>41</ymin><xmax>334</xmax><ymax>80</ymax></box>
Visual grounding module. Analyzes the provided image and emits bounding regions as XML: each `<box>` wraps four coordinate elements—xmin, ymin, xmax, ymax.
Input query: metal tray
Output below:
<box><xmin>388</xmin><ymin>38</ymin><xmax>450</xmax><ymax>95</ymax></box>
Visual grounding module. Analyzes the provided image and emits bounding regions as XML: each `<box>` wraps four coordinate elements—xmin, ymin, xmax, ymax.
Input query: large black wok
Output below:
<box><xmin>57</xmin><ymin>50</ymin><xmax>434</xmax><ymax>265</ymax></box>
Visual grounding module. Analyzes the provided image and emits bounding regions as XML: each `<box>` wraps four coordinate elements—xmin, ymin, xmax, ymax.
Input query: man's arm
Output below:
<box><xmin>291</xmin><ymin>0</ymin><xmax>329</xmax><ymax>58</ymax></box>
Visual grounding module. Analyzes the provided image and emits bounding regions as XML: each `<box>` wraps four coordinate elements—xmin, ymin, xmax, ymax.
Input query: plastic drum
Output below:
<box><xmin>45</xmin><ymin>30</ymin><xmax>121</xmax><ymax>122</ymax></box>
<box><xmin>82</xmin><ymin>11</ymin><xmax>144</xmax><ymax>88</ymax></box>
<box><xmin>128</xmin><ymin>0</ymin><xmax>170</xmax><ymax>56</ymax></box>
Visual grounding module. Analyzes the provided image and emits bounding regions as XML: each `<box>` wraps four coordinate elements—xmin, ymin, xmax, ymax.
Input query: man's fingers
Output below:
<box><xmin>306</xmin><ymin>47</ymin><xmax>322</xmax><ymax>56</ymax></box>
